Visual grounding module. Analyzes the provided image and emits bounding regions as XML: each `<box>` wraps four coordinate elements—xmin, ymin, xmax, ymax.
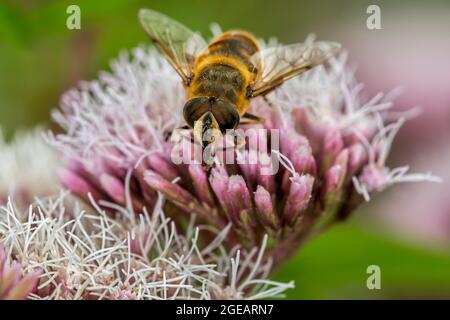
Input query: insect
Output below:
<box><xmin>139</xmin><ymin>9</ymin><xmax>340</xmax><ymax>151</ymax></box>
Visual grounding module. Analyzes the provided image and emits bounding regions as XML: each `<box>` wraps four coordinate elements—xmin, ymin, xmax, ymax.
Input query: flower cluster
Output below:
<box><xmin>0</xmin><ymin>192</ymin><xmax>292</xmax><ymax>299</ymax></box>
<box><xmin>46</xmin><ymin>45</ymin><xmax>439</xmax><ymax>270</ymax></box>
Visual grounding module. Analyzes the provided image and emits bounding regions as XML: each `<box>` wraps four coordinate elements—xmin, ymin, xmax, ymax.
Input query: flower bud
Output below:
<box><xmin>144</xmin><ymin>170</ymin><xmax>197</xmax><ymax>210</ymax></box>
<box><xmin>58</xmin><ymin>168</ymin><xmax>104</xmax><ymax>202</ymax></box>
<box><xmin>189</xmin><ymin>164</ymin><xmax>214</xmax><ymax>207</ymax></box>
<box><xmin>100</xmin><ymin>173</ymin><xmax>126</xmax><ymax>204</ymax></box>
<box><xmin>237</xmin><ymin>150</ymin><xmax>259</xmax><ymax>191</ymax></box>
<box><xmin>254</xmin><ymin>185</ymin><xmax>279</xmax><ymax>231</ymax></box>
<box><xmin>348</xmin><ymin>143</ymin><xmax>367</xmax><ymax>176</ymax></box>
<box><xmin>283</xmin><ymin>175</ymin><xmax>314</xmax><ymax>226</ymax></box>
<box><xmin>226</xmin><ymin>175</ymin><xmax>253</xmax><ymax>227</ymax></box>
<box><xmin>147</xmin><ymin>153</ymin><xmax>179</xmax><ymax>181</ymax></box>
<box><xmin>321</xmin><ymin>128</ymin><xmax>343</xmax><ymax>172</ymax></box>
<box><xmin>324</xmin><ymin>149</ymin><xmax>349</xmax><ymax>207</ymax></box>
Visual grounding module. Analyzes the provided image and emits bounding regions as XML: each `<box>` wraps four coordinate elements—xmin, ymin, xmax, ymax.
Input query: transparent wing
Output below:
<box><xmin>139</xmin><ymin>9</ymin><xmax>207</xmax><ymax>84</ymax></box>
<box><xmin>250</xmin><ymin>41</ymin><xmax>341</xmax><ymax>96</ymax></box>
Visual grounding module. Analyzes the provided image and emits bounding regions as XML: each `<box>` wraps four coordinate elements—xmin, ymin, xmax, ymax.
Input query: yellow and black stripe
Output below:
<box><xmin>187</xmin><ymin>31</ymin><xmax>260</xmax><ymax>116</ymax></box>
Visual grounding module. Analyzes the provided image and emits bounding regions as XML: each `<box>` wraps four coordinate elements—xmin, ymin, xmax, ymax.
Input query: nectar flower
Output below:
<box><xmin>47</xmin><ymin>43</ymin><xmax>439</xmax><ymax>271</ymax></box>
<box><xmin>0</xmin><ymin>193</ymin><xmax>293</xmax><ymax>300</ymax></box>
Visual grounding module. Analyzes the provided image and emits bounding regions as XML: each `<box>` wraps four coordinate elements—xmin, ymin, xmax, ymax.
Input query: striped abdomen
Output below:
<box><xmin>187</xmin><ymin>31</ymin><xmax>260</xmax><ymax>116</ymax></box>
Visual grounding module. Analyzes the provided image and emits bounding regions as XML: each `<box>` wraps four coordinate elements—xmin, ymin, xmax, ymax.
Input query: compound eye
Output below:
<box><xmin>183</xmin><ymin>97</ymin><xmax>210</xmax><ymax>127</ymax></box>
<box><xmin>213</xmin><ymin>100</ymin><xmax>240</xmax><ymax>132</ymax></box>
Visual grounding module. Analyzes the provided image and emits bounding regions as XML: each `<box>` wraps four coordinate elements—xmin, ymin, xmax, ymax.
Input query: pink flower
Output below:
<box><xmin>0</xmin><ymin>194</ymin><xmax>293</xmax><ymax>299</ymax></box>
<box><xmin>0</xmin><ymin>245</ymin><xmax>41</xmax><ymax>300</ymax></box>
<box><xmin>47</xmin><ymin>45</ymin><xmax>439</xmax><ymax>270</ymax></box>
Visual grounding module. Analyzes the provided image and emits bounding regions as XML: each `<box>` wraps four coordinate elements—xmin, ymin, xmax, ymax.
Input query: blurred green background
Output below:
<box><xmin>1</xmin><ymin>0</ymin><xmax>449</xmax><ymax>299</ymax></box>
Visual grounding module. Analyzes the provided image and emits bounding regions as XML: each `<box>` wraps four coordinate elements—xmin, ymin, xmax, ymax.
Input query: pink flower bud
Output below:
<box><xmin>257</xmin><ymin>161</ymin><xmax>276</xmax><ymax>194</ymax></box>
<box><xmin>147</xmin><ymin>153</ymin><xmax>179</xmax><ymax>181</ymax></box>
<box><xmin>289</xmin><ymin>145</ymin><xmax>314</xmax><ymax>175</ymax></box>
<box><xmin>283</xmin><ymin>175</ymin><xmax>314</xmax><ymax>226</ymax></box>
<box><xmin>254</xmin><ymin>185</ymin><xmax>279</xmax><ymax>230</ymax></box>
<box><xmin>209</xmin><ymin>165</ymin><xmax>234</xmax><ymax>221</ymax></box>
<box><xmin>0</xmin><ymin>245</ymin><xmax>41</xmax><ymax>300</ymax></box>
<box><xmin>348</xmin><ymin>143</ymin><xmax>367</xmax><ymax>176</ymax></box>
<box><xmin>100</xmin><ymin>174</ymin><xmax>126</xmax><ymax>204</ymax></box>
<box><xmin>325</xmin><ymin>149</ymin><xmax>349</xmax><ymax>193</ymax></box>
<box><xmin>358</xmin><ymin>164</ymin><xmax>389</xmax><ymax>193</ymax></box>
<box><xmin>325</xmin><ymin>165</ymin><xmax>345</xmax><ymax>195</ymax></box>
<box><xmin>280</xmin><ymin>130</ymin><xmax>309</xmax><ymax>158</ymax></box>
<box><xmin>237</xmin><ymin>150</ymin><xmax>259</xmax><ymax>191</ymax></box>
<box><xmin>189</xmin><ymin>164</ymin><xmax>214</xmax><ymax>206</ymax></box>
<box><xmin>226</xmin><ymin>175</ymin><xmax>253</xmax><ymax>226</ymax></box>
<box><xmin>58</xmin><ymin>168</ymin><xmax>104</xmax><ymax>201</ymax></box>
<box><xmin>321</xmin><ymin>128</ymin><xmax>344</xmax><ymax>172</ymax></box>
<box><xmin>144</xmin><ymin>170</ymin><xmax>197</xmax><ymax>210</ymax></box>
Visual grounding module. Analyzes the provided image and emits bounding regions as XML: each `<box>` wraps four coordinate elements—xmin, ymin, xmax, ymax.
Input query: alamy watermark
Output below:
<box><xmin>170</xmin><ymin>126</ymin><xmax>281</xmax><ymax>175</ymax></box>
<box><xmin>66</xmin><ymin>5</ymin><xmax>81</xmax><ymax>30</ymax></box>
<box><xmin>366</xmin><ymin>5</ymin><xmax>382</xmax><ymax>30</ymax></box>
<box><xmin>366</xmin><ymin>265</ymin><xmax>381</xmax><ymax>290</ymax></box>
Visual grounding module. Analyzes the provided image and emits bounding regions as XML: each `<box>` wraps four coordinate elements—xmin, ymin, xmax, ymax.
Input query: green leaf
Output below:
<box><xmin>273</xmin><ymin>222</ymin><xmax>450</xmax><ymax>299</ymax></box>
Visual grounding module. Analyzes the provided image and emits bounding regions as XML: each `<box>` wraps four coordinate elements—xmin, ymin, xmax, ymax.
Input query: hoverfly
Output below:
<box><xmin>139</xmin><ymin>9</ymin><xmax>340</xmax><ymax>153</ymax></box>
